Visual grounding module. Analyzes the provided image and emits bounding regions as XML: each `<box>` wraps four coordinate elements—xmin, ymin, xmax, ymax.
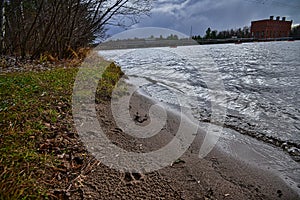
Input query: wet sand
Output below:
<box><xmin>71</xmin><ymin>88</ymin><xmax>300</xmax><ymax>199</ymax></box>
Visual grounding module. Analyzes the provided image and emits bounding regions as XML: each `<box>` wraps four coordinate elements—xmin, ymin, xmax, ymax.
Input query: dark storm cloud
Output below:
<box><xmin>108</xmin><ymin>0</ymin><xmax>300</xmax><ymax>37</ymax></box>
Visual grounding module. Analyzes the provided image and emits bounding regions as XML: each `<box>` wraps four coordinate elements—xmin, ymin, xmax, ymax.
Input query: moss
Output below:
<box><xmin>95</xmin><ymin>62</ymin><xmax>124</xmax><ymax>103</ymax></box>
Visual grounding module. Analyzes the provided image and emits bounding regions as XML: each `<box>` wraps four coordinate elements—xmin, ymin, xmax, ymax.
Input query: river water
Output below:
<box><xmin>99</xmin><ymin>41</ymin><xmax>300</xmax><ymax>161</ymax></box>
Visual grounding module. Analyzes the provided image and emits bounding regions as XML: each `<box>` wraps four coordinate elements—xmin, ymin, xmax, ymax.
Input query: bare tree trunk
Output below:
<box><xmin>31</xmin><ymin>1</ymin><xmax>60</xmax><ymax>59</ymax></box>
<box><xmin>0</xmin><ymin>0</ymin><xmax>5</xmax><ymax>54</ymax></box>
<box><xmin>20</xmin><ymin>0</ymin><xmax>44</xmax><ymax>58</ymax></box>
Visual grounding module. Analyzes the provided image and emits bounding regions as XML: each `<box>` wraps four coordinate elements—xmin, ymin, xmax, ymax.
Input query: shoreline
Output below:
<box><xmin>72</xmin><ymin>80</ymin><xmax>300</xmax><ymax>199</ymax></box>
<box><xmin>132</xmin><ymin>87</ymin><xmax>300</xmax><ymax>198</ymax></box>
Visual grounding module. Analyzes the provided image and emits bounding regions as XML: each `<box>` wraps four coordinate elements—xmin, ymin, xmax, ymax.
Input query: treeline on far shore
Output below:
<box><xmin>194</xmin><ymin>37</ymin><xmax>298</xmax><ymax>45</ymax></box>
<box><xmin>192</xmin><ymin>25</ymin><xmax>300</xmax><ymax>41</ymax></box>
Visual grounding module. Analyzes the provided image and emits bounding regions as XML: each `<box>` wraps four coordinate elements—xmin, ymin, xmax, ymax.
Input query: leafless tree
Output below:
<box><xmin>1</xmin><ymin>0</ymin><xmax>153</xmax><ymax>59</ymax></box>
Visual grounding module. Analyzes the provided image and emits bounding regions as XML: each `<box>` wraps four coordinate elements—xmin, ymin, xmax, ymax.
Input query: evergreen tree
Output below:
<box><xmin>205</xmin><ymin>27</ymin><xmax>211</xmax><ymax>39</ymax></box>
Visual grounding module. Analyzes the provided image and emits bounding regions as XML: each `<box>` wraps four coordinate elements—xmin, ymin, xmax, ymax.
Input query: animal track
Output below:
<box><xmin>123</xmin><ymin>172</ymin><xmax>144</xmax><ymax>185</ymax></box>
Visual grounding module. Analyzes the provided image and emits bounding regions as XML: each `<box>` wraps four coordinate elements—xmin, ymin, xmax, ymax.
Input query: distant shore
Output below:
<box><xmin>96</xmin><ymin>37</ymin><xmax>299</xmax><ymax>50</ymax></box>
<box><xmin>195</xmin><ymin>37</ymin><xmax>299</xmax><ymax>45</ymax></box>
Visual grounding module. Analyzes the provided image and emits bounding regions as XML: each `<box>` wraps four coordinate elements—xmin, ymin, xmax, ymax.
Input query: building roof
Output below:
<box><xmin>251</xmin><ymin>16</ymin><xmax>292</xmax><ymax>23</ymax></box>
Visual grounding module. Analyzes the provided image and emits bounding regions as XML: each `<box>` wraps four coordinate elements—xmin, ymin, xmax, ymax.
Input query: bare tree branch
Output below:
<box><xmin>2</xmin><ymin>0</ymin><xmax>153</xmax><ymax>59</ymax></box>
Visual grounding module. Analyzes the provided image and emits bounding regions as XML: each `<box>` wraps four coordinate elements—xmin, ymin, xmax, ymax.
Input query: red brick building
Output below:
<box><xmin>251</xmin><ymin>16</ymin><xmax>292</xmax><ymax>39</ymax></box>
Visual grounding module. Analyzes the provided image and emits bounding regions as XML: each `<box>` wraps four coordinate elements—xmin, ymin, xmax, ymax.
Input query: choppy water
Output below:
<box><xmin>99</xmin><ymin>41</ymin><xmax>300</xmax><ymax>161</ymax></box>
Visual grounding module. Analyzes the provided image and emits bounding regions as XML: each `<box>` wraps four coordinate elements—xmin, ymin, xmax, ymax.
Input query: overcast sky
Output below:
<box><xmin>107</xmin><ymin>0</ymin><xmax>300</xmax><ymax>38</ymax></box>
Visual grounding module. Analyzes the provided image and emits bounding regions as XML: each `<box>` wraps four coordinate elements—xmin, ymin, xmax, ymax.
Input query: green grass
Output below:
<box><xmin>0</xmin><ymin>68</ymin><xmax>78</xmax><ymax>199</ymax></box>
<box><xmin>0</xmin><ymin>62</ymin><xmax>123</xmax><ymax>199</ymax></box>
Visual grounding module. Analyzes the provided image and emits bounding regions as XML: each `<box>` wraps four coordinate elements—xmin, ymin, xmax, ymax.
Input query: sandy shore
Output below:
<box><xmin>71</xmin><ymin>84</ymin><xmax>300</xmax><ymax>199</ymax></box>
